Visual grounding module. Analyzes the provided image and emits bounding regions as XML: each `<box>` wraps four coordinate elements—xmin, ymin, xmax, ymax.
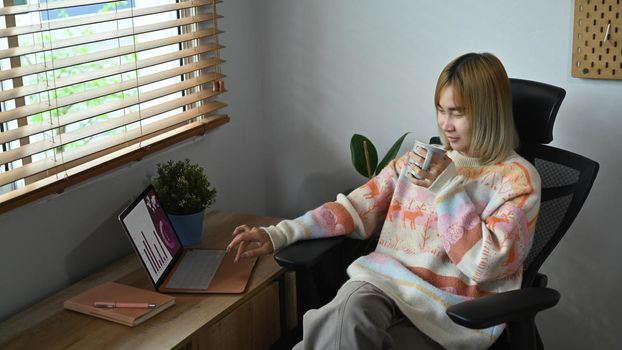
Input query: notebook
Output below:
<box><xmin>118</xmin><ymin>185</ymin><xmax>257</xmax><ymax>293</ymax></box>
<box><xmin>63</xmin><ymin>282</ymin><xmax>175</xmax><ymax>327</ymax></box>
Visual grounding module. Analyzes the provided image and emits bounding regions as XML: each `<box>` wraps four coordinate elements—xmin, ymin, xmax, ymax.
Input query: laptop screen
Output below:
<box><xmin>119</xmin><ymin>185</ymin><xmax>183</xmax><ymax>287</ymax></box>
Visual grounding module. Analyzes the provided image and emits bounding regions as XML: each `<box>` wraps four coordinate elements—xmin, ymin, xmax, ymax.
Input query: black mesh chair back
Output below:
<box><xmin>517</xmin><ymin>140</ymin><xmax>599</xmax><ymax>287</ymax></box>
<box><xmin>509</xmin><ymin>79</ymin><xmax>599</xmax><ymax>288</ymax></box>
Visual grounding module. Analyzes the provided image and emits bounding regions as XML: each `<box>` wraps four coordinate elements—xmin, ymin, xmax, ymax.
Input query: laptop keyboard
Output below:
<box><xmin>166</xmin><ymin>250</ymin><xmax>226</xmax><ymax>289</ymax></box>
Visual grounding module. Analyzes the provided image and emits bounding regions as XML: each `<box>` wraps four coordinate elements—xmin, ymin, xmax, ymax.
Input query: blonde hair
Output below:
<box><xmin>434</xmin><ymin>52</ymin><xmax>518</xmax><ymax>164</ymax></box>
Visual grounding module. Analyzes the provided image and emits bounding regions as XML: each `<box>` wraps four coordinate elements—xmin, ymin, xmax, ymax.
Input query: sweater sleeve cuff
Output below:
<box><xmin>263</xmin><ymin>218</ymin><xmax>310</xmax><ymax>252</ymax></box>
<box><xmin>428</xmin><ymin>162</ymin><xmax>457</xmax><ymax>194</ymax></box>
<box><xmin>335</xmin><ymin>193</ymin><xmax>368</xmax><ymax>239</ymax></box>
<box><xmin>262</xmin><ymin>225</ymin><xmax>288</xmax><ymax>252</ymax></box>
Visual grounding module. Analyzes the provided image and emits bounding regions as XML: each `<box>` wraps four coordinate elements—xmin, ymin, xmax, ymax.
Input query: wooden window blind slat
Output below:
<box><xmin>0</xmin><ymin>43</ymin><xmax>223</xmax><ymax>102</ymax></box>
<box><xmin>34</xmin><ymin>113</ymin><xmax>227</xmax><ymax>185</ymax></box>
<box><xmin>0</xmin><ymin>59</ymin><xmax>222</xmax><ymax>124</ymax></box>
<box><xmin>0</xmin><ymin>1</ymin><xmax>116</xmax><ymax>16</ymax></box>
<box><xmin>0</xmin><ymin>95</ymin><xmax>225</xmax><ymax>166</ymax></box>
<box><xmin>0</xmin><ymin>1</ymin><xmax>214</xmax><ymax>38</ymax></box>
<box><xmin>0</xmin><ymin>0</ymin><xmax>222</xmax><ymax>16</ymax></box>
<box><xmin>0</xmin><ymin>13</ymin><xmax>220</xmax><ymax>60</ymax></box>
<box><xmin>0</xmin><ymin>101</ymin><xmax>227</xmax><ymax>188</ymax></box>
<box><xmin>0</xmin><ymin>73</ymin><xmax>221</xmax><ymax>144</ymax></box>
<box><xmin>0</xmin><ymin>28</ymin><xmax>222</xmax><ymax>82</ymax></box>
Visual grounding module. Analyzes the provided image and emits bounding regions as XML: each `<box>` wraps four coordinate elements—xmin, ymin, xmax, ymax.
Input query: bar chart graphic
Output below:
<box><xmin>140</xmin><ymin>229</ymin><xmax>172</xmax><ymax>274</ymax></box>
<box><xmin>123</xmin><ymin>197</ymin><xmax>175</xmax><ymax>281</ymax></box>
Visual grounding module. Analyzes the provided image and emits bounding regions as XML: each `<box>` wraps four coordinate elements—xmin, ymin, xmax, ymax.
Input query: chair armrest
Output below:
<box><xmin>273</xmin><ymin>236</ymin><xmax>347</xmax><ymax>270</ymax></box>
<box><xmin>531</xmin><ymin>272</ymin><xmax>548</xmax><ymax>288</ymax></box>
<box><xmin>446</xmin><ymin>287</ymin><xmax>560</xmax><ymax>329</ymax></box>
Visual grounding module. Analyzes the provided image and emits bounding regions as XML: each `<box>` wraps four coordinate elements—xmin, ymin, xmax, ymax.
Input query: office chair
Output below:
<box><xmin>272</xmin><ymin>79</ymin><xmax>599</xmax><ymax>350</ymax></box>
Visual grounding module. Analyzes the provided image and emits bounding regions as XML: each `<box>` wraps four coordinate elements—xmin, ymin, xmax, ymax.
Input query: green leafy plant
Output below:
<box><xmin>350</xmin><ymin>132</ymin><xmax>410</xmax><ymax>179</ymax></box>
<box><xmin>152</xmin><ymin>159</ymin><xmax>217</xmax><ymax>215</ymax></box>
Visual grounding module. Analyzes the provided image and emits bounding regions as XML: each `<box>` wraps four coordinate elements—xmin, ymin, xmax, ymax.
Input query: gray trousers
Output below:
<box><xmin>293</xmin><ymin>280</ymin><xmax>443</xmax><ymax>350</ymax></box>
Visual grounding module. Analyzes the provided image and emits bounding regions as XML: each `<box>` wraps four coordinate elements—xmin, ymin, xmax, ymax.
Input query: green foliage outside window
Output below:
<box><xmin>23</xmin><ymin>1</ymin><xmax>139</xmax><ymax>156</ymax></box>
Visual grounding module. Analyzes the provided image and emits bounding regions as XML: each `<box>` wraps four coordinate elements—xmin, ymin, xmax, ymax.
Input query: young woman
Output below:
<box><xmin>227</xmin><ymin>52</ymin><xmax>541</xmax><ymax>350</ymax></box>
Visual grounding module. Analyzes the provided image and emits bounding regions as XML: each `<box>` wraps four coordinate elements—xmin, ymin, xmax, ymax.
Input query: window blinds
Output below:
<box><xmin>0</xmin><ymin>0</ymin><xmax>227</xmax><ymax>213</ymax></box>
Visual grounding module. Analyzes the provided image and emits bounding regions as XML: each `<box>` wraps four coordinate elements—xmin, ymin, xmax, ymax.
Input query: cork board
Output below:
<box><xmin>571</xmin><ymin>0</ymin><xmax>622</xmax><ymax>80</ymax></box>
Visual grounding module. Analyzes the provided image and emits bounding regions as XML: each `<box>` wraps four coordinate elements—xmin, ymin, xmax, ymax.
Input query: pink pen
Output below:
<box><xmin>93</xmin><ymin>301</ymin><xmax>156</xmax><ymax>309</ymax></box>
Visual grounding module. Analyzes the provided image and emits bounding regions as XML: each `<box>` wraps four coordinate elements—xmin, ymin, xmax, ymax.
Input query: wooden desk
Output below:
<box><xmin>0</xmin><ymin>211</ymin><xmax>295</xmax><ymax>350</ymax></box>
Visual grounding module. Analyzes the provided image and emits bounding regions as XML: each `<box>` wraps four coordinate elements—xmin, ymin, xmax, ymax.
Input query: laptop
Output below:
<box><xmin>118</xmin><ymin>185</ymin><xmax>257</xmax><ymax>293</ymax></box>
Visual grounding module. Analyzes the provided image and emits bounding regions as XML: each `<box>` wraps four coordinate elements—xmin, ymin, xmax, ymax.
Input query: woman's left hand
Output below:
<box><xmin>406</xmin><ymin>148</ymin><xmax>452</xmax><ymax>187</ymax></box>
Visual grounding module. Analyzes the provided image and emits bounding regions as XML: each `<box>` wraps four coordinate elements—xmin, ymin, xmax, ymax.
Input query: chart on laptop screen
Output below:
<box><xmin>122</xmin><ymin>189</ymin><xmax>181</xmax><ymax>281</ymax></box>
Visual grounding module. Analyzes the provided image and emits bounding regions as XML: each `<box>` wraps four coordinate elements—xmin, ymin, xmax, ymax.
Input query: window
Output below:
<box><xmin>0</xmin><ymin>0</ymin><xmax>227</xmax><ymax>213</ymax></box>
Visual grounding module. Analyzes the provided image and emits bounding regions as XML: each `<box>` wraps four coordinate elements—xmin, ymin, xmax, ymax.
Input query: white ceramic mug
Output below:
<box><xmin>409</xmin><ymin>140</ymin><xmax>446</xmax><ymax>179</ymax></box>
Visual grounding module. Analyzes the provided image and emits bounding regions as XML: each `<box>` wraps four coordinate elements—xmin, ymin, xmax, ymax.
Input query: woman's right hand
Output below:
<box><xmin>405</xmin><ymin>149</ymin><xmax>452</xmax><ymax>188</ymax></box>
<box><xmin>227</xmin><ymin>225</ymin><xmax>274</xmax><ymax>262</ymax></box>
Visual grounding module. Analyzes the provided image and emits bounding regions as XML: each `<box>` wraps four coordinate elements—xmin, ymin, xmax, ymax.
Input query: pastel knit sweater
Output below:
<box><xmin>263</xmin><ymin>150</ymin><xmax>541</xmax><ymax>349</ymax></box>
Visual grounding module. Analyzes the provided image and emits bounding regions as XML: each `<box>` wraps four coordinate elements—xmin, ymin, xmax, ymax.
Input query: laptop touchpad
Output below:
<box><xmin>167</xmin><ymin>250</ymin><xmax>226</xmax><ymax>289</ymax></box>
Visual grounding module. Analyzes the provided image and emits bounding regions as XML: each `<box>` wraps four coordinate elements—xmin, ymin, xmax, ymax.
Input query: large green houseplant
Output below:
<box><xmin>350</xmin><ymin>132</ymin><xmax>410</xmax><ymax>179</ymax></box>
<box><xmin>152</xmin><ymin>159</ymin><xmax>217</xmax><ymax>246</ymax></box>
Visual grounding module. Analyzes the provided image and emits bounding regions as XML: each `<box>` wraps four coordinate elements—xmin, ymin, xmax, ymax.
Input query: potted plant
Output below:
<box><xmin>350</xmin><ymin>132</ymin><xmax>411</xmax><ymax>179</ymax></box>
<box><xmin>152</xmin><ymin>159</ymin><xmax>217</xmax><ymax>246</ymax></box>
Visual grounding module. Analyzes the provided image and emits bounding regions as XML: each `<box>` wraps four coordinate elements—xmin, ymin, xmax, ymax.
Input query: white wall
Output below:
<box><xmin>257</xmin><ymin>1</ymin><xmax>621</xmax><ymax>349</ymax></box>
<box><xmin>0</xmin><ymin>0</ymin><xmax>267</xmax><ymax>322</ymax></box>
